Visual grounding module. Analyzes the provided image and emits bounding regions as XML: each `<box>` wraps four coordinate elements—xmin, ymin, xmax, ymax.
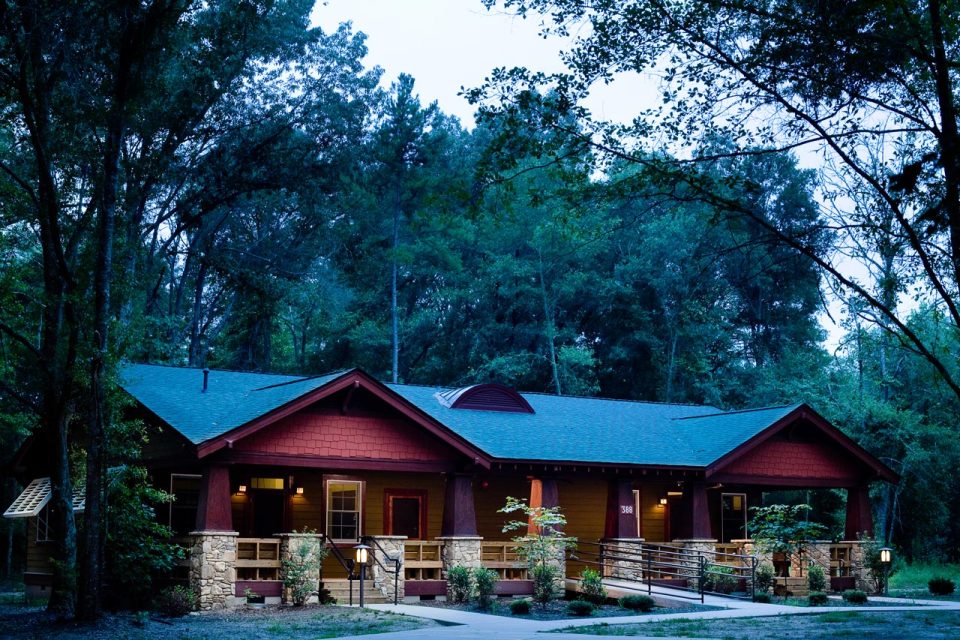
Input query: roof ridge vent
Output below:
<box><xmin>435</xmin><ymin>383</ymin><xmax>534</xmax><ymax>414</ymax></box>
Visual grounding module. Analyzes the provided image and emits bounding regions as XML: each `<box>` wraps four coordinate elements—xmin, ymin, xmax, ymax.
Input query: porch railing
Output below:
<box><xmin>236</xmin><ymin>537</ymin><xmax>281</xmax><ymax>582</ymax></box>
<box><xmin>481</xmin><ymin>541</ymin><xmax>528</xmax><ymax>580</ymax></box>
<box><xmin>404</xmin><ymin>540</ymin><xmax>443</xmax><ymax>581</ymax></box>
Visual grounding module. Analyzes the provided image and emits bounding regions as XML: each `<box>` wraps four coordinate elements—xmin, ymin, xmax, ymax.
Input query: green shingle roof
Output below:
<box><xmin>119</xmin><ymin>364</ymin><xmax>798</xmax><ymax>467</ymax></box>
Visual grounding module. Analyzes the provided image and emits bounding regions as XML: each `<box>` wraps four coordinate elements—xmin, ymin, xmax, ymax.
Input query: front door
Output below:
<box><xmin>252</xmin><ymin>490</ymin><xmax>285</xmax><ymax>537</ymax></box>
<box><xmin>385</xmin><ymin>490</ymin><xmax>426</xmax><ymax>539</ymax></box>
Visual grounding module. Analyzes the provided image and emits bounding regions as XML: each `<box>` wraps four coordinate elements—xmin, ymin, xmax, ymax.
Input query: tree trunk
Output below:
<box><xmin>538</xmin><ymin>254</ymin><xmax>561</xmax><ymax>395</ymax></box>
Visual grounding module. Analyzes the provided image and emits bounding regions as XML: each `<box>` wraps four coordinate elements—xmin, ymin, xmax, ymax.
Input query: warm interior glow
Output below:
<box><xmin>667</xmin><ymin>491</ymin><xmax>683</xmax><ymax>497</ymax></box>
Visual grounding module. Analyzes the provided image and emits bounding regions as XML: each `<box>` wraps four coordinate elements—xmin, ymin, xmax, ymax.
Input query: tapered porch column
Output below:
<box><xmin>438</xmin><ymin>473</ymin><xmax>481</xmax><ymax>597</ymax></box>
<box><xmin>528</xmin><ymin>477</ymin><xmax>561</xmax><ymax>533</ymax></box>
<box><xmin>844</xmin><ymin>483</ymin><xmax>874</xmax><ymax>540</ymax></box>
<box><xmin>190</xmin><ymin>464</ymin><xmax>239</xmax><ymax>610</ymax></box>
<box><xmin>690</xmin><ymin>481</ymin><xmax>712</xmax><ymax>539</ymax></box>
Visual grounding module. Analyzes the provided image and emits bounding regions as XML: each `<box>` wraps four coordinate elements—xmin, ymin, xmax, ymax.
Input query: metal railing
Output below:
<box><xmin>570</xmin><ymin>540</ymin><xmax>759</xmax><ymax>603</ymax></box>
<box><xmin>323</xmin><ymin>535</ymin><xmax>357</xmax><ymax>605</ymax></box>
<box><xmin>362</xmin><ymin>536</ymin><xmax>401</xmax><ymax>605</ymax></box>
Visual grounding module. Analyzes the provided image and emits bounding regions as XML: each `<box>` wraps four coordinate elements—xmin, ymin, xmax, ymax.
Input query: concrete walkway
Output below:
<box><xmin>332</xmin><ymin>588</ymin><xmax>960</xmax><ymax>640</ymax></box>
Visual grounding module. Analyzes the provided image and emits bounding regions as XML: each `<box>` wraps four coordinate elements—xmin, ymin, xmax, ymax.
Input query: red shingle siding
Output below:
<box><xmin>722</xmin><ymin>440</ymin><xmax>860</xmax><ymax>481</ymax></box>
<box><xmin>233</xmin><ymin>410</ymin><xmax>457</xmax><ymax>462</ymax></box>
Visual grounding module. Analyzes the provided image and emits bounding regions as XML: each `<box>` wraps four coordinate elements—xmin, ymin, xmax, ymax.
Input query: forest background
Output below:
<box><xmin>0</xmin><ymin>0</ymin><xmax>958</xmax><ymax>620</ymax></box>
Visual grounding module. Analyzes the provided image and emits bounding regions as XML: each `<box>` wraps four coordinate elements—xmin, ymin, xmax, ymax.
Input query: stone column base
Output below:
<box><xmin>437</xmin><ymin>536</ymin><xmax>482</xmax><ymax>600</ymax></box>
<box><xmin>601</xmin><ymin>538</ymin><xmax>645</xmax><ymax>581</ymax></box>
<box><xmin>278</xmin><ymin>532</ymin><xmax>324</xmax><ymax>605</ymax></box>
<box><xmin>672</xmin><ymin>539</ymin><xmax>717</xmax><ymax>589</ymax></box>
<box><xmin>189</xmin><ymin>530</ymin><xmax>239</xmax><ymax>611</ymax></box>
<box><xmin>369</xmin><ymin>536</ymin><xmax>406</xmax><ymax>601</ymax></box>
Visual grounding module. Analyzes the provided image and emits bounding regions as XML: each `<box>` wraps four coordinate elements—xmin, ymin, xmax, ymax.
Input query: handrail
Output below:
<box><xmin>322</xmin><ymin>535</ymin><xmax>357</xmax><ymax>605</ymax></box>
<box><xmin>362</xmin><ymin>536</ymin><xmax>401</xmax><ymax>605</ymax></box>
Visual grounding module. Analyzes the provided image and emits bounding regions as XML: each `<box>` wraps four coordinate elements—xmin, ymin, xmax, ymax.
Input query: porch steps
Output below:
<box><xmin>322</xmin><ymin>579</ymin><xmax>392</xmax><ymax>605</ymax></box>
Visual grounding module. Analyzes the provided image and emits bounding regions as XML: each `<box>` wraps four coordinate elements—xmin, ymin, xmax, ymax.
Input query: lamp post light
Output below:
<box><xmin>354</xmin><ymin>543</ymin><xmax>371</xmax><ymax>607</ymax></box>
<box><xmin>879</xmin><ymin>547</ymin><xmax>893</xmax><ymax>595</ymax></box>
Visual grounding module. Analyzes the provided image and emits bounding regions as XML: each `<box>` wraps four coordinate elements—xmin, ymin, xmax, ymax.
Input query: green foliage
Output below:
<box><xmin>618</xmin><ymin>594</ymin><xmax>655</xmax><ymax>612</ymax></box>
<box><xmin>753</xmin><ymin>593</ymin><xmax>771</xmax><ymax>604</ymax></box>
<box><xmin>104</xmin><ymin>466</ymin><xmax>183</xmax><ymax>610</ymax></box>
<box><xmin>755</xmin><ymin>563</ymin><xmax>776</xmax><ymax>595</ymax></box>
<box><xmin>447</xmin><ymin>565</ymin><xmax>473</xmax><ymax>604</ymax></box>
<box><xmin>509</xmin><ymin>598</ymin><xmax>531</xmax><ymax>614</ymax></box>
<box><xmin>566</xmin><ymin>599</ymin><xmax>594</xmax><ymax>616</ymax></box>
<box><xmin>842</xmin><ymin>589</ymin><xmax>868</xmax><ymax>604</ymax></box>
<box><xmin>472</xmin><ymin>567</ymin><xmax>499</xmax><ymax>611</ymax></box>
<box><xmin>500</xmin><ymin>497</ymin><xmax>576</xmax><ymax>605</ymax></box>
<box><xmin>749</xmin><ymin>504</ymin><xmax>827</xmax><ymax>562</ymax></box>
<box><xmin>579</xmin><ymin>568</ymin><xmax>606</xmax><ymax>605</ymax></box>
<box><xmin>808</xmin><ymin>591</ymin><xmax>829</xmax><ymax>606</ymax></box>
<box><xmin>703</xmin><ymin>564</ymin><xmax>738</xmax><ymax>595</ymax></box>
<box><xmin>928</xmin><ymin>577</ymin><xmax>955</xmax><ymax>596</ymax></box>
<box><xmin>154</xmin><ymin>586</ymin><xmax>196</xmax><ymax>617</ymax></box>
<box><xmin>280</xmin><ymin>531</ymin><xmax>328</xmax><ymax>607</ymax></box>
<box><xmin>808</xmin><ymin>564</ymin><xmax>827</xmax><ymax>593</ymax></box>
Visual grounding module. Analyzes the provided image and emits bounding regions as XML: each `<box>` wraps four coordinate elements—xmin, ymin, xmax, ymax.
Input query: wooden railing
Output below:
<box><xmin>404</xmin><ymin>540</ymin><xmax>443</xmax><ymax>581</ymax></box>
<box><xmin>481</xmin><ymin>541</ymin><xmax>528</xmax><ymax>580</ymax></box>
<box><xmin>236</xmin><ymin>537</ymin><xmax>281</xmax><ymax>581</ymax></box>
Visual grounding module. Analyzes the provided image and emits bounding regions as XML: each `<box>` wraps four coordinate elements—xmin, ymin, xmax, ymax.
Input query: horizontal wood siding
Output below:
<box><xmin>560</xmin><ymin>477</ymin><xmax>606</xmax><ymax>578</ymax></box>
<box><xmin>474</xmin><ymin>474</ymin><xmax>529</xmax><ymax>540</ymax></box>
<box><xmin>26</xmin><ymin>519</ymin><xmax>53</xmax><ymax>575</ymax></box>
<box><xmin>639</xmin><ymin>483</ymin><xmax>667</xmax><ymax>542</ymax></box>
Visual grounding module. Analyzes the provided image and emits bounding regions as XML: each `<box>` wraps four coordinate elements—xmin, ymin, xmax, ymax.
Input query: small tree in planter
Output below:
<box><xmin>281</xmin><ymin>530</ymin><xmax>329</xmax><ymax>606</ymax></box>
<box><xmin>500</xmin><ymin>497</ymin><xmax>577</xmax><ymax>606</ymax></box>
<box><xmin>749</xmin><ymin>504</ymin><xmax>826</xmax><ymax>577</ymax></box>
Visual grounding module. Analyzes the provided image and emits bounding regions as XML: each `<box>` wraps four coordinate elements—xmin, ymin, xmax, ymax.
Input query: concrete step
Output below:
<box><xmin>322</xmin><ymin>580</ymin><xmax>392</xmax><ymax>604</ymax></box>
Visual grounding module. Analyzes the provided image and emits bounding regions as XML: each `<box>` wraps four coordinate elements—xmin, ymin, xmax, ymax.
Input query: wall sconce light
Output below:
<box><xmin>295</xmin><ymin>486</ymin><xmax>304</xmax><ymax>495</ymax></box>
<box><xmin>659</xmin><ymin>497</ymin><xmax>668</xmax><ymax>506</ymax></box>
<box><xmin>237</xmin><ymin>484</ymin><xmax>247</xmax><ymax>494</ymax></box>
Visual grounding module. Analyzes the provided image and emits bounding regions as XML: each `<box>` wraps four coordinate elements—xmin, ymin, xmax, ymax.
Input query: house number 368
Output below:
<box><xmin>620</xmin><ymin>505</ymin><xmax>634</xmax><ymax>514</ymax></box>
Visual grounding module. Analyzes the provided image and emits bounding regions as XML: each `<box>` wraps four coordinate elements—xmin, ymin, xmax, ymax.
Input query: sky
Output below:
<box><xmin>310</xmin><ymin>0</ymin><xmax>853</xmax><ymax>350</ymax></box>
<box><xmin>310</xmin><ymin>0</ymin><xmax>662</xmax><ymax>128</ymax></box>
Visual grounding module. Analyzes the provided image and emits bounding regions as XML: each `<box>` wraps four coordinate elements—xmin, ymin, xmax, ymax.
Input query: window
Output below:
<box><xmin>169</xmin><ymin>474</ymin><xmax>201</xmax><ymax>536</ymax></box>
<box><xmin>721</xmin><ymin>493</ymin><xmax>748</xmax><ymax>542</ymax></box>
<box><xmin>326</xmin><ymin>480</ymin><xmax>362</xmax><ymax>542</ymax></box>
<box><xmin>250</xmin><ymin>477</ymin><xmax>284</xmax><ymax>490</ymax></box>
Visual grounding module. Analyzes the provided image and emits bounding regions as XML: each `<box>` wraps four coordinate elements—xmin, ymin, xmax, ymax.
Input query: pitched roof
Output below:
<box><xmin>119</xmin><ymin>364</ymin><xmax>801</xmax><ymax>468</ymax></box>
<box><xmin>121</xmin><ymin>363</ymin><xmax>347</xmax><ymax>444</ymax></box>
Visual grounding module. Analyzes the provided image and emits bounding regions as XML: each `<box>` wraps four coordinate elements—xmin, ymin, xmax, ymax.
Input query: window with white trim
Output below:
<box><xmin>326</xmin><ymin>480</ymin><xmax>362</xmax><ymax>543</ymax></box>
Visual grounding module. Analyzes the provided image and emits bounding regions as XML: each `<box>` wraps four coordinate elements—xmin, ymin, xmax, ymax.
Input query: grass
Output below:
<box><xmin>557</xmin><ymin>610</ymin><xmax>960</xmax><ymax>638</ymax></box>
<box><xmin>888</xmin><ymin>562</ymin><xmax>960</xmax><ymax>601</ymax></box>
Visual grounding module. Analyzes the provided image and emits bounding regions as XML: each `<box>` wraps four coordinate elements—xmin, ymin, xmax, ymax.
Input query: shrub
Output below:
<box><xmin>472</xmin><ymin>567</ymin><xmax>499</xmax><ymax>611</ymax></box>
<box><xmin>929</xmin><ymin>577</ymin><xmax>956</xmax><ymax>596</ymax></box>
<box><xmin>808</xmin><ymin>564</ymin><xmax>827</xmax><ymax>593</ymax></box>
<box><xmin>509</xmin><ymin>598</ymin><xmax>531</xmax><ymax>615</ymax></box>
<box><xmin>154</xmin><ymin>585</ymin><xmax>196</xmax><ymax>617</ymax></box>
<box><xmin>447</xmin><ymin>565</ymin><xmax>473</xmax><ymax>604</ymax></box>
<box><xmin>753</xmin><ymin>592</ymin><xmax>771</xmax><ymax>604</ymax></box>
<box><xmin>859</xmin><ymin>535</ymin><xmax>897</xmax><ymax>594</ymax></box>
<box><xmin>618</xmin><ymin>594</ymin><xmax>655</xmax><ymax>612</ymax></box>
<box><xmin>808</xmin><ymin>591</ymin><xmax>829</xmax><ymax>606</ymax></box>
<box><xmin>704</xmin><ymin>564</ymin><xmax>738</xmax><ymax>594</ymax></box>
<box><xmin>281</xmin><ymin>530</ymin><xmax>328</xmax><ymax>606</ymax></box>
<box><xmin>580</xmin><ymin>568</ymin><xmax>607</xmax><ymax>605</ymax></box>
<box><xmin>567</xmin><ymin>599</ymin><xmax>595</xmax><ymax>616</ymax></box>
<box><xmin>755</xmin><ymin>563</ymin><xmax>776</xmax><ymax>594</ymax></box>
<box><xmin>842</xmin><ymin>589</ymin><xmax>868</xmax><ymax>604</ymax></box>
<box><xmin>531</xmin><ymin>563</ymin><xmax>559</xmax><ymax>605</ymax></box>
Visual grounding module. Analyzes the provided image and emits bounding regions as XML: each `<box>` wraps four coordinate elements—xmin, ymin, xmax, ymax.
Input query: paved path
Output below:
<box><xmin>333</xmin><ymin>589</ymin><xmax>960</xmax><ymax>640</ymax></box>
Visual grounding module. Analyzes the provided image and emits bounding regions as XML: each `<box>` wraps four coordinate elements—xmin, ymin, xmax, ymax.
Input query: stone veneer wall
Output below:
<box><xmin>189</xmin><ymin>531</ymin><xmax>239</xmax><ymax>611</ymax></box>
<box><xmin>733</xmin><ymin>539</ymin><xmax>876</xmax><ymax>593</ymax></box>
<box><xmin>437</xmin><ymin>536</ymin><xmax>481</xmax><ymax>599</ymax></box>
<box><xmin>602</xmin><ymin>538</ymin><xmax>645</xmax><ymax>582</ymax></box>
<box><xmin>368</xmin><ymin>536</ymin><xmax>406</xmax><ymax>602</ymax></box>
<box><xmin>673</xmin><ymin>539</ymin><xmax>717</xmax><ymax>588</ymax></box>
<box><xmin>278</xmin><ymin>532</ymin><xmax>324</xmax><ymax>605</ymax></box>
